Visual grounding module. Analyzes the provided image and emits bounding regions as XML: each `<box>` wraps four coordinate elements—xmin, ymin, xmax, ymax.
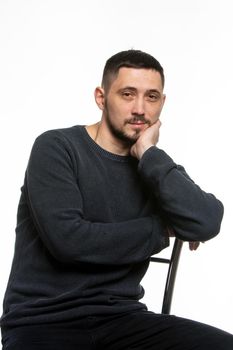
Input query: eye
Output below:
<box><xmin>123</xmin><ymin>92</ymin><xmax>131</xmax><ymax>97</ymax></box>
<box><xmin>121</xmin><ymin>90</ymin><xmax>135</xmax><ymax>100</ymax></box>
<box><xmin>147</xmin><ymin>93</ymin><xmax>160</xmax><ymax>102</ymax></box>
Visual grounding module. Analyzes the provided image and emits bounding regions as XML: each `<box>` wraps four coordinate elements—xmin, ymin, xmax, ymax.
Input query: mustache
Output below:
<box><xmin>124</xmin><ymin>116</ymin><xmax>151</xmax><ymax>125</ymax></box>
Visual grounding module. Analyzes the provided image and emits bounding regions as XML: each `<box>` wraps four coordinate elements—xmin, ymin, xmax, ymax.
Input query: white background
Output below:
<box><xmin>0</xmin><ymin>0</ymin><xmax>232</xmax><ymax>334</ymax></box>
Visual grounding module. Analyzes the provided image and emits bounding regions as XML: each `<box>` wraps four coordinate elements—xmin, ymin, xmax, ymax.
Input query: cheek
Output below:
<box><xmin>150</xmin><ymin>105</ymin><xmax>163</xmax><ymax>120</ymax></box>
<box><xmin>109</xmin><ymin>102</ymin><xmax>130</xmax><ymax>121</ymax></box>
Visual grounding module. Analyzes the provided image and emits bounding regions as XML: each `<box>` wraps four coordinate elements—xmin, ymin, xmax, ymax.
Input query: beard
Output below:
<box><xmin>105</xmin><ymin>117</ymin><xmax>139</xmax><ymax>146</ymax></box>
<box><xmin>104</xmin><ymin>101</ymin><xmax>151</xmax><ymax>146</ymax></box>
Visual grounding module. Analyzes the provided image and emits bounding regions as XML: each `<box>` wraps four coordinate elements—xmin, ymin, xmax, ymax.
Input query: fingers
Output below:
<box><xmin>189</xmin><ymin>241</ymin><xmax>200</xmax><ymax>251</ymax></box>
<box><xmin>154</xmin><ymin>119</ymin><xmax>161</xmax><ymax>128</ymax></box>
<box><xmin>143</xmin><ymin>119</ymin><xmax>161</xmax><ymax>145</ymax></box>
<box><xmin>130</xmin><ymin>119</ymin><xmax>162</xmax><ymax>159</ymax></box>
<box><xmin>149</xmin><ymin>119</ymin><xmax>161</xmax><ymax>133</ymax></box>
<box><xmin>166</xmin><ymin>226</ymin><xmax>175</xmax><ymax>237</ymax></box>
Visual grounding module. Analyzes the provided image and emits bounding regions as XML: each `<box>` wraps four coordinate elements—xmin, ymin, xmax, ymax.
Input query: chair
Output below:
<box><xmin>150</xmin><ymin>238</ymin><xmax>183</xmax><ymax>314</ymax></box>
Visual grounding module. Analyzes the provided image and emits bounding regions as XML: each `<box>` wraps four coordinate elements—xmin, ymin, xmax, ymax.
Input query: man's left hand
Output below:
<box><xmin>130</xmin><ymin>120</ymin><xmax>161</xmax><ymax>159</ymax></box>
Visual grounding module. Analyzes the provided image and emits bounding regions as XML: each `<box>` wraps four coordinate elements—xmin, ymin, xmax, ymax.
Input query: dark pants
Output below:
<box><xmin>2</xmin><ymin>310</ymin><xmax>233</xmax><ymax>349</ymax></box>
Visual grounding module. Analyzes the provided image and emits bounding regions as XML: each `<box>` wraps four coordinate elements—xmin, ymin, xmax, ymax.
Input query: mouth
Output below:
<box><xmin>127</xmin><ymin>120</ymin><xmax>150</xmax><ymax>130</ymax></box>
<box><xmin>128</xmin><ymin>121</ymin><xmax>146</xmax><ymax>125</ymax></box>
<box><xmin>126</xmin><ymin>117</ymin><xmax>150</xmax><ymax>126</ymax></box>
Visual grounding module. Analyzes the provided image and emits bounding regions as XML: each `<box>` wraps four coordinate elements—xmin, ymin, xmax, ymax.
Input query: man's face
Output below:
<box><xmin>102</xmin><ymin>67</ymin><xmax>165</xmax><ymax>145</ymax></box>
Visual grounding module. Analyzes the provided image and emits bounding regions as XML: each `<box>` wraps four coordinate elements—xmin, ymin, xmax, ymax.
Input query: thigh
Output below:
<box><xmin>1</xmin><ymin>323</ymin><xmax>94</xmax><ymax>350</ymax></box>
<box><xmin>94</xmin><ymin>310</ymin><xmax>233</xmax><ymax>350</ymax></box>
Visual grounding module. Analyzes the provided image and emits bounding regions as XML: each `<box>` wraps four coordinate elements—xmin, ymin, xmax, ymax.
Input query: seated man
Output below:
<box><xmin>1</xmin><ymin>49</ymin><xmax>233</xmax><ymax>349</ymax></box>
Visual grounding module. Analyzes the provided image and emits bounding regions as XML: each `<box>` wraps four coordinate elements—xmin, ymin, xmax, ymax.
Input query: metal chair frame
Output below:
<box><xmin>150</xmin><ymin>238</ymin><xmax>183</xmax><ymax>314</ymax></box>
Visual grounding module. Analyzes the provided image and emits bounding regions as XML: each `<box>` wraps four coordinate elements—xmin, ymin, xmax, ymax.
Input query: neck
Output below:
<box><xmin>85</xmin><ymin>121</ymin><xmax>131</xmax><ymax>156</ymax></box>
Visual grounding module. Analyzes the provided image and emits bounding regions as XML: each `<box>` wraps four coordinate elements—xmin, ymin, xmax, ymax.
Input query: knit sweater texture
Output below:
<box><xmin>1</xmin><ymin>125</ymin><xmax>223</xmax><ymax>327</ymax></box>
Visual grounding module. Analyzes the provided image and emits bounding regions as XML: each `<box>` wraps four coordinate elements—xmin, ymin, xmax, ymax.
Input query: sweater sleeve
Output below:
<box><xmin>24</xmin><ymin>132</ymin><xmax>169</xmax><ymax>266</ymax></box>
<box><xmin>138</xmin><ymin>146</ymin><xmax>224</xmax><ymax>242</ymax></box>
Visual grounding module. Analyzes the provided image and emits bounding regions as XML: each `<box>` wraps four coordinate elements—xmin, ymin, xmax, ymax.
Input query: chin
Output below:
<box><xmin>125</xmin><ymin>132</ymin><xmax>141</xmax><ymax>145</ymax></box>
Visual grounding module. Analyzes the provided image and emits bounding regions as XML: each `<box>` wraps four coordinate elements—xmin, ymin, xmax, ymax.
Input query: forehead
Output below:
<box><xmin>109</xmin><ymin>67</ymin><xmax>163</xmax><ymax>92</ymax></box>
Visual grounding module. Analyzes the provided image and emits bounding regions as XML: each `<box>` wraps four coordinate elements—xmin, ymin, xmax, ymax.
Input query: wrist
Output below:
<box><xmin>137</xmin><ymin>143</ymin><xmax>154</xmax><ymax>159</ymax></box>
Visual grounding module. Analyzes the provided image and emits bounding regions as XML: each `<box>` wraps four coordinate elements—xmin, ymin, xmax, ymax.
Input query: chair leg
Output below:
<box><xmin>161</xmin><ymin>238</ymin><xmax>183</xmax><ymax>314</ymax></box>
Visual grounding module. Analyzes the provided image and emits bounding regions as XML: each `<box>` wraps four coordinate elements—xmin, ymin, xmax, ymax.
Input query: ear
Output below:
<box><xmin>94</xmin><ymin>87</ymin><xmax>105</xmax><ymax>111</ymax></box>
<box><xmin>162</xmin><ymin>93</ymin><xmax>166</xmax><ymax>107</ymax></box>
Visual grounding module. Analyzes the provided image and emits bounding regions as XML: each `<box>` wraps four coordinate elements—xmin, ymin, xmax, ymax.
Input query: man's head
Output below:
<box><xmin>94</xmin><ymin>49</ymin><xmax>166</xmax><ymax>149</ymax></box>
<box><xmin>101</xmin><ymin>49</ymin><xmax>165</xmax><ymax>93</ymax></box>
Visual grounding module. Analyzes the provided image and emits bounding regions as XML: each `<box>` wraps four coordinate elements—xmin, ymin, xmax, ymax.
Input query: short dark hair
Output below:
<box><xmin>101</xmin><ymin>49</ymin><xmax>165</xmax><ymax>91</ymax></box>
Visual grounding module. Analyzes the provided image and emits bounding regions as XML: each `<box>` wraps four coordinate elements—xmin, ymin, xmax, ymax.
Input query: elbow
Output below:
<box><xmin>175</xmin><ymin>199</ymin><xmax>224</xmax><ymax>242</ymax></box>
<box><xmin>197</xmin><ymin>201</ymin><xmax>224</xmax><ymax>241</ymax></box>
<box><xmin>196</xmin><ymin>217</ymin><xmax>222</xmax><ymax>242</ymax></box>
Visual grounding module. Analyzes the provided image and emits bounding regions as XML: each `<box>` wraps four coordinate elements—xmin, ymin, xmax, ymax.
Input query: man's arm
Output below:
<box><xmin>131</xmin><ymin>121</ymin><xmax>224</xmax><ymax>242</ymax></box>
<box><xmin>24</xmin><ymin>130</ymin><xmax>169</xmax><ymax>266</ymax></box>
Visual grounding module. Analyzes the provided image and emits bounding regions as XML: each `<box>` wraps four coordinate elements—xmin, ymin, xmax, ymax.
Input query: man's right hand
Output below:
<box><xmin>167</xmin><ymin>227</ymin><xmax>201</xmax><ymax>251</ymax></box>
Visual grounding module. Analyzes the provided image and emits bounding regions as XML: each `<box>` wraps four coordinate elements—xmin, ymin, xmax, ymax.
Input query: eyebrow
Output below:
<box><xmin>118</xmin><ymin>86</ymin><xmax>162</xmax><ymax>95</ymax></box>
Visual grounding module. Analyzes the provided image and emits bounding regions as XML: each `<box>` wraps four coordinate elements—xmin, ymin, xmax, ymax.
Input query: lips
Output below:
<box><xmin>126</xmin><ymin>117</ymin><xmax>149</xmax><ymax>124</ymax></box>
<box><xmin>130</xmin><ymin>121</ymin><xmax>146</xmax><ymax>124</ymax></box>
<box><xmin>127</xmin><ymin>119</ymin><xmax>149</xmax><ymax>127</ymax></box>
<box><xmin>125</xmin><ymin>117</ymin><xmax>150</xmax><ymax>129</ymax></box>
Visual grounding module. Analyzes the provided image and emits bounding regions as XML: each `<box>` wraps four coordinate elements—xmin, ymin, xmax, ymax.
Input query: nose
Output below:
<box><xmin>131</xmin><ymin>97</ymin><xmax>145</xmax><ymax>116</ymax></box>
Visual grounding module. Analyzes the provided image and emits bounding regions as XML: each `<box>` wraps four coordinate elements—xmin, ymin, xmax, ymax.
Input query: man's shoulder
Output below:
<box><xmin>29</xmin><ymin>125</ymin><xmax>88</xmax><ymax>159</ymax></box>
<box><xmin>37</xmin><ymin>125</ymin><xmax>84</xmax><ymax>139</ymax></box>
<box><xmin>34</xmin><ymin>125</ymin><xmax>85</xmax><ymax>146</ymax></box>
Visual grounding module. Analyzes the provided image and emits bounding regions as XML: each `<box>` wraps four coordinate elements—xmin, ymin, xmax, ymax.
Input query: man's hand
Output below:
<box><xmin>130</xmin><ymin>120</ymin><xmax>161</xmax><ymax>159</ymax></box>
<box><xmin>131</xmin><ymin>121</ymin><xmax>203</xmax><ymax>251</ymax></box>
<box><xmin>166</xmin><ymin>227</ymin><xmax>201</xmax><ymax>251</ymax></box>
<box><xmin>188</xmin><ymin>241</ymin><xmax>201</xmax><ymax>251</ymax></box>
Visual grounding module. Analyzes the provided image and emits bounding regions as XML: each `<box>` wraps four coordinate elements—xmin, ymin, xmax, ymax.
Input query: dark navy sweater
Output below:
<box><xmin>1</xmin><ymin>125</ymin><xmax>223</xmax><ymax>327</ymax></box>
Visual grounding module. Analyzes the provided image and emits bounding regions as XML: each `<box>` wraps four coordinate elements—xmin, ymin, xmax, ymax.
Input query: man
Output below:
<box><xmin>1</xmin><ymin>49</ymin><xmax>233</xmax><ymax>349</ymax></box>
